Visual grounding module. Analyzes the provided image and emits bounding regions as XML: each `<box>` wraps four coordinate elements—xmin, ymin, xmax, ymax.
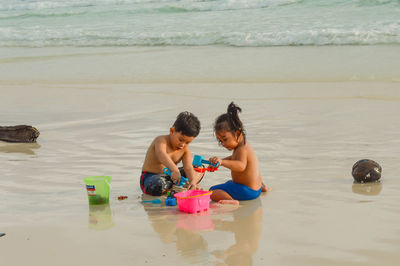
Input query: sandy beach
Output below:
<box><xmin>1</xmin><ymin>45</ymin><xmax>400</xmax><ymax>266</ymax></box>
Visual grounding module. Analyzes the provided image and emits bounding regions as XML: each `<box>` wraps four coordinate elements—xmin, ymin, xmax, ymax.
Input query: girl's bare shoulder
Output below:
<box><xmin>240</xmin><ymin>142</ymin><xmax>256</xmax><ymax>157</ymax></box>
<box><xmin>232</xmin><ymin>142</ymin><xmax>249</xmax><ymax>157</ymax></box>
<box><xmin>241</xmin><ymin>141</ymin><xmax>254</xmax><ymax>152</ymax></box>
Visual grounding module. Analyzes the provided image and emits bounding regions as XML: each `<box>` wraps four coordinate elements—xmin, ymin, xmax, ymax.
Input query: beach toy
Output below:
<box><xmin>141</xmin><ymin>199</ymin><xmax>161</xmax><ymax>204</ymax></box>
<box><xmin>165</xmin><ymin>191</ymin><xmax>178</xmax><ymax>205</ymax></box>
<box><xmin>165</xmin><ymin>197</ymin><xmax>177</xmax><ymax>206</ymax></box>
<box><xmin>174</xmin><ymin>190</ymin><xmax>212</xmax><ymax>214</ymax></box>
<box><xmin>194</xmin><ymin>165</ymin><xmax>219</xmax><ymax>173</ymax></box>
<box><xmin>167</xmin><ymin>190</ymin><xmax>176</xmax><ymax>197</ymax></box>
<box><xmin>162</xmin><ymin>167</ymin><xmax>188</xmax><ymax>187</ymax></box>
<box><xmin>192</xmin><ymin>155</ymin><xmax>219</xmax><ymax>167</ymax></box>
<box><xmin>192</xmin><ymin>155</ymin><xmax>219</xmax><ymax>173</ymax></box>
<box><xmin>84</xmin><ymin>176</ymin><xmax>111</xmax><ymax>205</ymax></box>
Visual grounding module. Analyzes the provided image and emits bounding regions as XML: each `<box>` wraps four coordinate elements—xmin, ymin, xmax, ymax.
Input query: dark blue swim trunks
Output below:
<box><xmin>140</xmin><ymin>171</ymin><xmax>173</xmax><ymax>196</ymax></box>
<box><xmin>140</xmin><ymin>167</ymin><xmax>189</xmax><ymax>196</ymax></box>
<box><xmin>209</xmin><ymin>180</ymin><xmax>261</xmax><ymax>201</ymax></box>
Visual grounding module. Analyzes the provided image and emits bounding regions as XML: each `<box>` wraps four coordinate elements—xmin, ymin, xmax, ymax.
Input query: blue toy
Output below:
<box><xmin>165</xmin><ymin>197</ymin><xmax>177</xmax><ymax>206</ymax></box>
<box><xmin>141</xmin><ymin>199</ymin><xmax>161</xmax><ymax>204</ymax></box>
<box><xmin>162</xmin><ymin>167</ymin><xmax>188</xmax><ymax>187</ymax></box>
<box><xmin>192</xmin><ymin>155</ymin><xmax>219</xmax><ymax>168</ymax></box>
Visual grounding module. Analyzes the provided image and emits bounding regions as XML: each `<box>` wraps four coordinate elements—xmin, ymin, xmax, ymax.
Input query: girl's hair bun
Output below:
<box><xmin>214</xmin><ymin>101</ymin><xmax>246</xmax><ymax>143</ymax></box>
<box><xmin>227</xmin><ymin>102</ymin><xmax>243</xmax><ymax>132</ymax></box>
<box><xmin>227</xmin><ymin>102</ymin><xmax>242</xmax><ymax>116</ymax></box>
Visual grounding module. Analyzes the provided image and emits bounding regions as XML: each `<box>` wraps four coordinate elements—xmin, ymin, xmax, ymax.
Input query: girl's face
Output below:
<box><xmin>215</xmin><ymin>130</ymin><xmax>240</xmax><ymax>150</ymax></box>
<box><xmin>169</xmin><ymin>127</ymin><xmax>194</xmax><ymax>150</ymax></box>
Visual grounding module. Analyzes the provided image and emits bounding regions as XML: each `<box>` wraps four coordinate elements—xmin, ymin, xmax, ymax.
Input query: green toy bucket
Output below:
<box><xmin>84</xmin><ymin>176</ymin><xmax>112</xmax><ymax>205</ymax></box>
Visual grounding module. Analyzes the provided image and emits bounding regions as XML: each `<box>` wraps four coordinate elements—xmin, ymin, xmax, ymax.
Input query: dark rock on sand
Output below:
<box><xmin>0</xmin><ymin>125</ymin><xmax>39</xmax><ymax>143</ymax></box>
<box><xmin>352</xmin><ymin>159</ymin><xmax>382</xmax><ymax>183</ymax></box>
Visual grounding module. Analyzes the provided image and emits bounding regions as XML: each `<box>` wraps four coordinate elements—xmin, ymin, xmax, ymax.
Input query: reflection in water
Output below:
<box><xmin>352</xmin><ymin>181</ymin><xmax>382</xmax><ymax>196</ymax></box>
<box><xmin>142</xmin><ymin>197</ymin><xmax>263</xmax><ymax>265</ymax></box>
<box><xmin>212</xmin><ymin>198</ymin><xmax>263</xmax><ymax>266</ymax></box>
<box><xmin>88</xmin><ymin>204</ymin><xmax>114</xmax><ymax>230</ymax></box>
<box><xmin>175</xmin><ymin>226</ymin><xmax>209</xmax><ymax>261</ymax></box>
<box><xmin>0</xmin><ymin>142</ymin><xmax>40</xmax><ymax>155</ymax></box>
<box><xmin>177</xmin><ymin>211</ymin><xmax>214</xmax><ymax>231</ymax></box>
<box><xmin>142</xmin><ymin>200</ymin><xmax>210</xmax><ymax>264</ymax></box>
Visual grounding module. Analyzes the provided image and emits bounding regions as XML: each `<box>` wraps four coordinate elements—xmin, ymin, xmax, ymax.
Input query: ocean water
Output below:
<box><xmin>0</xmin><ymin>0</ymin><xmax>399</xmax><ymax>47</ymax></box>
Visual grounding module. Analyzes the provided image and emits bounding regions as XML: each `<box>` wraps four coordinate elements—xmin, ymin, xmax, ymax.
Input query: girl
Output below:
<box><xmin>209</xmin><ymin>102</ymin><xmax>267</xmax><ymax>203</ymax></box>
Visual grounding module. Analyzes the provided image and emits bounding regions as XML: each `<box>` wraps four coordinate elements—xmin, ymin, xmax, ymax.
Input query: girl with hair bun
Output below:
<box><xmin>209</xmin><ymin>102</ymin><xmax>267</xmax><ymax>204</ymax></box>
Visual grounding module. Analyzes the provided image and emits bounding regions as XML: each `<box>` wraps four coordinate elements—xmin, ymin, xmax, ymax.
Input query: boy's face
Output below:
<box><xmin>216</xmin><ymin>130</ymin><xmax>239</xmax><ymax>151</ymax></box>
<box><xmin>169</xmin><ymin>127</ymin><xmax>194</xmax><ymax>150</ymax></box>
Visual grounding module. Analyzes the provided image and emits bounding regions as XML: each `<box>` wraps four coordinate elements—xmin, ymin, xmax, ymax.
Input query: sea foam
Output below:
<box><xmin>0</xmin><ymin>0</ymin><xmax>399</xmax><ymax>47</ymax></box>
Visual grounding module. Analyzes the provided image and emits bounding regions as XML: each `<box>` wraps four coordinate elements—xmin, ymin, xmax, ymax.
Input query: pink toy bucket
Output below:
<box><xmin>174</xmin><ymin>190</ymin><xmax>212</xmax><ymax>214</ymax></box>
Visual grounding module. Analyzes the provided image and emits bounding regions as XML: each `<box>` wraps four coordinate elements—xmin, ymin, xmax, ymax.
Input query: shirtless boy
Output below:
<box><xmin>140</xmin><ymin>112</ymin><xmax>203</xmax><ymax>196</ymax></box>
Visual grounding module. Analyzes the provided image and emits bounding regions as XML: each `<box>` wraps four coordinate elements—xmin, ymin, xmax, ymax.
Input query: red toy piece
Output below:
<box><xmin>194</xmin><ymin>166</ymin><xmax>219</xmax><ymax>173</ymax></box>
<box><xmin>118</xmin><ymin>195</ymin><xmax>128</xmax><ymax>200</ymax></box>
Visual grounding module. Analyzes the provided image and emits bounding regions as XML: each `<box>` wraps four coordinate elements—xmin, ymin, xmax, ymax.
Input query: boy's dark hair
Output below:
<box><xmin>214</xmin><ymin>102</ymin><xmax>246</xmax><ymax>143</ymax></box>
<box><xmin>173</xmin><ymin>111</ymin><xmax>200</xmax><ymax>137</ymax></box>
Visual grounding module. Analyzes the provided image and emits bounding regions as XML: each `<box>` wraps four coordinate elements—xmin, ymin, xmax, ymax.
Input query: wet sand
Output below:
<box><xmin>1</xmin><ymin>46</ymin><xmax>400</xmax><ymax>266</ymax></box>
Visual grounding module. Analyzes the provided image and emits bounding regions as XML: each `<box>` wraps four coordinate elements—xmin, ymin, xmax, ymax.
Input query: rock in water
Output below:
<box><xmin>0</xmin><ymin>125</ymin><xmax>40</xmax><ymax>143</ymax></box>
<box><xmin>352</xmin><ymin>159</ymin><xmax>382</xmax><ymax>183</ymax></box>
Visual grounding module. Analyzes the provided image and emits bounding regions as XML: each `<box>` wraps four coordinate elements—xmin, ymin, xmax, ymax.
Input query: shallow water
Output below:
<box><xmin>1</xmin><ymin>0</ymin><xmax>399</xmax><ymax>47</ymax></box>
<box><xmin>1</xmin><ymin>46</ymin><xmax>400</xmax><ymax>265</ymax></box>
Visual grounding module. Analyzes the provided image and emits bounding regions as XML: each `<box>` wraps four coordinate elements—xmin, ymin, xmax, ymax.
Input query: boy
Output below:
<box><xmin>140</xmin><ymin>112</ymin><xmax>203</xmax><ymax>196</ymax></box>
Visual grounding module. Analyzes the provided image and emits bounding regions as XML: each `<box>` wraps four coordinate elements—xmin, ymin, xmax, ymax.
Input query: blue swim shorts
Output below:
<box><xmin>140</xmin><ymin>167</ymin><xmax>205</xmax><ymax>196</ymax></box>
<box><xmin>209</xmin><ymin>180</ymin><xmax>261</xmax><ymax>201</ymax></box>
<box><xmin>140</xmin><ymin>171</ymin><xmax>173</xmax><ymax>196</ymax></box>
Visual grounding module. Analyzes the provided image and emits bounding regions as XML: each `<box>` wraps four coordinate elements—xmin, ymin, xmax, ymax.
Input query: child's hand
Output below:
<box><xmin>170</xmin><ymin>170</ymin><xmax>181</xmax><ymax>185</ymax></box>
<box><xmin>187</xmin><ymin>181</ymin><xmax>199</xmax><ymax>190</ymax></box>
<box><xmin>209</xmin><ymin>157</ymin><xmax>222</xmax><ymax>167</ymax></box>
